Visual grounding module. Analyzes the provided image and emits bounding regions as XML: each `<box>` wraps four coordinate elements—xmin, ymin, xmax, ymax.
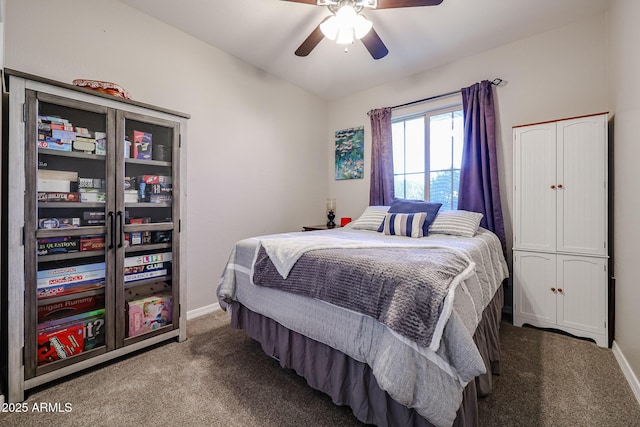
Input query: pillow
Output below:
<box><xmin>348</xmin><ymin>206</ymin><xmax>390</xmax><ymax>231</ymax></box>
<box><xmin>382</xmin><ymin>212</ymin><xmax>427</xmax><ymax>238</ymax></box>
<box><xmin>377</xmin><ymin>199</ymin><xmax>442</xmax><ymax>236</ymax></box>
<box><xmin>429</xmin><ymin>210</ymin><xmax>484</xmax><ymax>237</ymax></box>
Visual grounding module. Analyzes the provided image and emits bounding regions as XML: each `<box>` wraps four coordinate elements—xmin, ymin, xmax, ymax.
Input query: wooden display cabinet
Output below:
<box><xmin>3</xmin><ymin>69</ymin><xmax>189</xmax><ymax>402</ymax></box>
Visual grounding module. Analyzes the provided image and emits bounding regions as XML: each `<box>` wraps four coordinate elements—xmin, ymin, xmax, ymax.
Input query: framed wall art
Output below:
<box><xmin>335</xmin><ymin>126</ymin><xmax>364</xmax><ymax>180</ymax></box>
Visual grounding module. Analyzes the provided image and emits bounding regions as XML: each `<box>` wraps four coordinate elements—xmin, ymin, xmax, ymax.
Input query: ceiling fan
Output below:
<box><xmin>282</xmin><ymin>0</ymin><xmax>444</xmax><ymax>59</ymax></box>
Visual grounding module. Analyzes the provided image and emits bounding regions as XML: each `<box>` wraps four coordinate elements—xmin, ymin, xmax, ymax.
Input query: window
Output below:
<box><xmin>392</xmin><ymin>107</ymin><xmax>463</xmax><ymax>210</ymax></box>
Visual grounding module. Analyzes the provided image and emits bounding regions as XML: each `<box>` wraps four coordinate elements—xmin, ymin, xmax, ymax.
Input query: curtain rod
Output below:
<box><xmin>389</xmin><ymin>78</ymin><xmax>503</xmax><ymax>111</ymax></box>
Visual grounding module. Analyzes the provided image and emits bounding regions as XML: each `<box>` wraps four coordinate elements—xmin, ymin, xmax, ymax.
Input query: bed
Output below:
<box><xmin>217</xmin><ymin>207</ymin><xmax>509</xmax><ymax>427</ymax></box>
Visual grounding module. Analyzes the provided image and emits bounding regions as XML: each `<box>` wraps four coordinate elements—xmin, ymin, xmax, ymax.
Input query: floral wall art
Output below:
<box><xmin>334</xmin><ymin>126</ymin><xmax>364</xmax><ymax>180</ymax></box>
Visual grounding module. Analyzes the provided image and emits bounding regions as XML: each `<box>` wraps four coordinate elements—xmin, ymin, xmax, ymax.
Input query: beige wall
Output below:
<box><xmin>4</xmin><ymin>0</ymin><xmax>329</xmax><ymax>311</ymax></box>
<box><xmin>607</xmin><ymin>0</ymin><xmax>640</xmax><ymax>400</ymax></box>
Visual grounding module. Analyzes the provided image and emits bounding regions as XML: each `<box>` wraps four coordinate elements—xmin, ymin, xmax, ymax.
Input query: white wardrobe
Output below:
<box><xmin>512</xmin><ymin>113</ymin><xmax>609</xmax><ymax>347</ymax></box>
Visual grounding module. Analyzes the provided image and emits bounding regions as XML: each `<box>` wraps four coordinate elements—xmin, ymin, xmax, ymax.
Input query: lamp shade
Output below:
<box><xmin>320</xmin><ymin>16</ymin><xmax>339</xmax><ymax>40</ymax></box>
<box><xmin>354</xmin><ymin>14</ymin><xmax>373</xmax><ymax>39</ymax></box>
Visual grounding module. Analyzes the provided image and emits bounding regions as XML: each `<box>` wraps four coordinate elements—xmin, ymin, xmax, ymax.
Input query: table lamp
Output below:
<box><xmin>326</xmin><ymin>198</ymin><xmax>336</xmax><ymax>228</ymax></box>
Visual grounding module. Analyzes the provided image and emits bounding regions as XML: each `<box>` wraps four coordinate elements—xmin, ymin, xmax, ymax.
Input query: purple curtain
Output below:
<box><xmin>369</xmin><ymin>107</ymin><xmax>395</xmax><ymax>206</ymax></box>
<box><xmin>458</xmin><ymin>81</ymin><xmax>506</xmax><ymax>252</ymax></box>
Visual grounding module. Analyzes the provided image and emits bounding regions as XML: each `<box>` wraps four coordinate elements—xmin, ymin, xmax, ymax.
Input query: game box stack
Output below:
<box><xmin>123</xmin><ymin>251</ymin><xmax>172</xmax><ymax>283</ymax></box>
<box><xmin>36</xmin><ymin>260</ymin><xmax>107</xmax><ymax>365</ymax></box>
<box><xmin>37</xmin><ymin>169</ymin><xmax>80</xmax><ymax>204</ymax></box>
<box><xmin>37</xmin><ymin>262</ymin><xmax>106</xmax><ymax>299</ymax></box>
<box><xmin>38</xmin><ymin>116</ymin><xmax>74</xmax><ymax>152</ymax></box>
<box><xmin>78</xmin><ymin>176</ymin><xmax>106</xmax><ymax>203</ymax></box>
<box><xmin>37</xmin><ymin>308</ymin><xmax>106</xmax><ymax>365</ymax></box>
<box><xmin>82</xmin><ymin>210</ymin><xmax>105</xmax><ymax>226</ymax></box>
<box><xmin>126</xmin><ymin>294</ymin><xmax>172</xmax><ymax>338</ymax></box>
<box><xmin>37</xmin><ymin>115</ymin><xmax>106</xmax><ymax>155</ymax></box>
<box><xmin>137</xmin><ymin>175</ymin><xmax>172</xmax><ymax>203</ymax></box>
<box><xmin>126</xmin><ymin>217</ymin><xmax>152</xmax><ymax>247</ymax></box>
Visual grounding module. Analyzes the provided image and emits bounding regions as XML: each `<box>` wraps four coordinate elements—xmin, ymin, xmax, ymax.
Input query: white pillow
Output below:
<box><xmin>429</xmin><ymin>210</ymin><xmax>484</xmax><ymax>237</ymax></box>
<box><xmin>348</xmin><ymin>206</ymin><xmax>389</xmax><ymax>231</ymax></box>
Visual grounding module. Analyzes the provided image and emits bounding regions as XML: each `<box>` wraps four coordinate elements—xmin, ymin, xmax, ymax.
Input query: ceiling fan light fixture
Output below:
<box><xmin>320</xmin><ymin>16</ymin><xmax>339</xmax><ymax>40</ymax></box>
<box><xmin>354</xmin><ymin>14</ymin><xmax>373</xmax><ymax>38</ymax></box>
<box><xmin>320</xmin><ymin>4</ymin><xmax>372</xmax><ymax>44</ymax></box>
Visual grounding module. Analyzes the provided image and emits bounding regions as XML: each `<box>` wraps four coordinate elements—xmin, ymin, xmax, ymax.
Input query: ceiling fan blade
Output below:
<box><xmin>295</xmin><ymin>24</ymin><xmax>325</xmax><ymax>57</ymax></box>
<box><xmin>280</xmin><ymin>0</ymin><xmax>318</xmax><ymax>4</ymax></box>
<box><xmin>376</xmin><ymin>0</ymin><xmax>444</xmax><ymax>9</ymax></box>
<box><xmin>361</xmin><ymin>28</ymin><xmax>388</xmax><ymax>60</ymax></box>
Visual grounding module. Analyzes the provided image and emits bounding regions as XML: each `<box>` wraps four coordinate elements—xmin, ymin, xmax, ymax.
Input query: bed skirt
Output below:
<box><xmin>230</xmin><ymin>285</ymin><xmax>503</xmax><ymax>427</ymax></box>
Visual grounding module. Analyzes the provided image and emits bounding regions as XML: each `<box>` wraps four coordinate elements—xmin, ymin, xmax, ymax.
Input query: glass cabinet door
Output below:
<box><xmin>24</xmin><ymin>91</ymin><xmax>115</xmax><ymax>378</ymax></box>
<box><xmin>115</xmin><ymin>111</ymin><xmax>180</xmax><ymax>346</ymax></box>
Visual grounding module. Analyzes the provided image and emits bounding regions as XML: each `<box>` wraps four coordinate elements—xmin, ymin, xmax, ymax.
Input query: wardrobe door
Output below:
<box><xmin>513</xmin><ymin>123</ymin><xmax>557</xmax><ymax>252</ymax></box>
<box><xmin>513</xmin><ymin>251</ymin><xmax>557</xmax><ymax>327</ymax></box>
<box><xmin>556</xmin><ymin>115</ymin><xmax>607</xmax><ymax>256</ymax></box>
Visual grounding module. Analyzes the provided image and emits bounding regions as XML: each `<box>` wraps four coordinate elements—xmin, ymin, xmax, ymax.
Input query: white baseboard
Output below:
<box><xmin>186</xmin><ymin>302</ymin><xmax>221</xmax><ymax>320</ymax></box>
<box><xmin>612</xmin><ymin>340</ymin><xmax>640</xmax><ymax>405</ymax></box>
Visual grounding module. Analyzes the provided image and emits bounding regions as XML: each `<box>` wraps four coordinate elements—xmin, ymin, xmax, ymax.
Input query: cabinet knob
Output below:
<box><xmin>550</xmin><ymin>185</ymin><xmax>556</xmax><ymax>189</ymax></box>
<box><xmin>557</xmin><ymin>184</ymin><xmax>563</xmax><ymax>189</ymax></box>
<box><xmin>558</xmin><ymin>288</ymin><xmax>564</xmax><ymax>294</ymax></box>
<box><xmin>551</xmin><ymin>287</ymin><xmax>556</xmax><ymax>293</ymax></box>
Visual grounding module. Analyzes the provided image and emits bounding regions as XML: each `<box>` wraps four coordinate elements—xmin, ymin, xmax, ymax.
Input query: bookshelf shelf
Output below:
<box><xmin>38</xmin><ymin>250</ymin><xmax>106</xmax><ymax>262</ymax></box>
<box><xmin>36</xmin><ymin>226</ymin><xmax>106</xmax><ymax>238</ymax></box>
<box><xmin>38</xmin><ymin>148</ymin><xmax>106</xmax><ymax>161</ymax></box>
<box><xmin>125</xmin><ymin>242</ymin><xmax>172</xmax><ymax>253</ymax></box>
<box><xmin>124</xmin><ymin>274</ymin><xmax>172</xmax><ymax>290</ymax></box>
<box><xmin>125</xmin><ymin>158</ymin><xmax>171</xmax><ymax>167</ymax></box>
<box><xmin>125</xmin><ymin>202</ymin><xmax>172</xmax><ymax>208</ymax></box>
<box><xmin>38</xmin><ymin>201</ymin><xmax>106</xmax><ymax>209</ymax></box>
<box><xmin>4</xmin><ymin>69</ymin><xmax>189</xmax><ymax>403</ymax></box>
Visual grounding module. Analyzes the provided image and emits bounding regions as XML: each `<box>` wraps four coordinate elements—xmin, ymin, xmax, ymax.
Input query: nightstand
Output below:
<box><xmin>302</xmin><ymin>224</ymin><xmax>341</xmax><ymax>231</ymax></box>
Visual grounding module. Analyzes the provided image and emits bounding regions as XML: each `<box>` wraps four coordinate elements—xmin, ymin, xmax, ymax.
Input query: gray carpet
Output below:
<box><xmin>1</xmin><ymin>311</ymin><xmax>639</xmax><ymax>427</ymax></box>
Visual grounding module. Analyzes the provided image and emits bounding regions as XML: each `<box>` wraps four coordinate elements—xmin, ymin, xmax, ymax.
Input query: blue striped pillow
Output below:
<box><xmin>382</xmin><ymin>212</ymin><xmax>427</xmax><ymax>238</ymax></box>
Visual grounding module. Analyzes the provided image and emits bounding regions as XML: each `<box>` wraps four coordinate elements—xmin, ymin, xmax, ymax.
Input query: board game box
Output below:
<box><xmin>38</xmin><ymin>294</ymin><xmax>103</xmax><ymax>322</ymax></box>
<box><xmin>37</xmin><ymin>279</ymin><xmax>105</xmax><ymax>299</ymax></box>
<box><xmin>80</xmin><ymin>236</ymin><xmax>105</xmax><ymax>252</ymax></box>
<box><xmin>38</xmin><ymin>308</ymin><xmax>106</xmax><ymax>355</ymax></box>
<box><xmin>127</xmin><ymin>294</ymin><xmax>172</xmax><ymax>337</ymax></box>
<box><xmin>133</xmin><ymin>130</ymin><xmax>152</xmax><ymax>160</ymax></box>
<box><xmin>38</xmin><ymin>217</ymin><xmax>81</xmax><ymax>229</ymax></box>
<box><xmin>124</xmin><ymin>251</ymin><xmax>172</xmax><ymax>267</ymax></box>
<box><xmin>37</xmin><ymin>324</ymin><xmax>84</xmax><ymax>365</ymax></box>
<box><xmin>38</xmin><ymin>236</ymin><xmax>81</xmax><ymax>255</ymax></box>
<box><xmin>37</xmin><ymin>192</ymin><xmax>80</xmax><ymax>202</ymax></box>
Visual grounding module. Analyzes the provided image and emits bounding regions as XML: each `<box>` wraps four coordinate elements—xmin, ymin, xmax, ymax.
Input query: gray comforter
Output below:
<box><xmin>253</xmin><ymin>245</ymin><xmax>474</xmax><ymax>350</ymax></box>
<box><xmin>217</xmin><ymin>227</ymin><xmax>508</xmax><ymax>427</ymax></box>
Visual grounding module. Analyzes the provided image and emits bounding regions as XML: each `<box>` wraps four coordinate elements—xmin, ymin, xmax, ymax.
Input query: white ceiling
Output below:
<box><xmin>120</xmin><ymin>0</ymin><xmax>609</xmax><ymax>100</ymax></box>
